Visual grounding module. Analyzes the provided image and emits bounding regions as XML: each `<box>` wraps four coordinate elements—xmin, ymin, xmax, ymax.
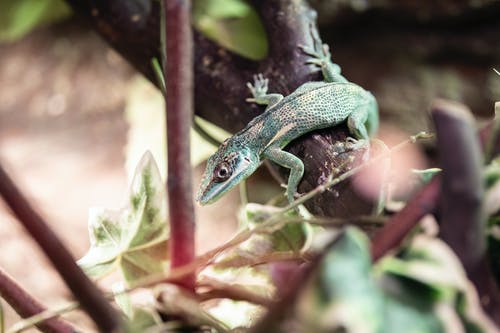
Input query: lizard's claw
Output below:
<box><xmin>299</xmin><ymin>43</ymin><xmax>332</xmax><ymax>64</ymax></box>
<box><xmin>247</xmin><ymin>73</ymin><xmax>269</xmax><ymax>100</ymax></box>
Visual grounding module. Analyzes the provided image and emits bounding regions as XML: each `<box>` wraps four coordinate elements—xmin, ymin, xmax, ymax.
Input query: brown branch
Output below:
<box><xmin>164</xmin><ymin>0</ymin><xmax>196</xmax><ymax>291</ymax></box>
<box><xmin>370</xmin><ymin>177</ymin><xmax>441</xmax><ymax>261</ymax></box>
<box><xmin>0</xmin><ymin>163</ymin><xmax>123</xmax><ymax>333</ymax></box>
<box><xmin>0</xmin><ymin>268</ymin><xmax>76</xmax><ymax>333</ymax></box>
<box><xmin>432</xmin><ymin>99</ymin><xmax>500</xmax><ymax>324</ymax></box>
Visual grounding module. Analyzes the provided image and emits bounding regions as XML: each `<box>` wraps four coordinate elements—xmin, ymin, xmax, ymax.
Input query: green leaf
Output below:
<box><xmin>297</xmin><ymin>227</ymin><xmax>384</xmax><ymax>332</ymax></box>
<box><xmin>207</xmin><ymin>299</ymin><xmax>264</xmax><ymax>329</ymax></box>
<box><xmin>295</xmin><ymin>228</ymin><xmax>496</xmax><ymax>333</ymax></box>
<box><xmin>244</xmin><ymin>203</ymin><xmax>311</xmax><ymax>252</ymax></box>
<box><xmin>488</xmin><ymin>221</ymin><xmax>500</xmax><ymax>286</ymax></box>
<box><xmin>411</xmin><ymin>168</ymin><xmax>442</xmax><ymax>184</ymax></box>
<box><xmin>192</xmin><ymin>0</ymin><xmax>268</xmax><ymax>60</ymax></box>
<box><xmin>377</xmin><ymin>235</ymin><xmax>497</xmax><ymax>333</ymax></box>
<box><xmin>0</xmin><ymin>0</ymin><xmax>71</xmax><ymax>42</ymax></box>
<box><xmin>214</xmin><ymin>204</ymin><xmax>311</xmax><ymax>269</ymax></box>
<box><xmin>113</xmin><ymin>283</ymin><xmax>161</xmax><ymax>331</ymax></box>
<box><xmin>484</xmin><ymin>156</ymin><xmax>500</xmax><ymax>190</ymax></box>
<box><xmin>78</xmin><ymin>151</ymin><xmax>169</xmax><ymax>285</ymax></box>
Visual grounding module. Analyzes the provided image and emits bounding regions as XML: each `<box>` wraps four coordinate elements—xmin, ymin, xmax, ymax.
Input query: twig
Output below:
<box><xmin>213</xmin><ymin>251</ymin><xmax>311</xmax><ymax>270</ymax></box>
<box><xmin>432</xmin><ymin>99</ymin><xmax>500</xmax><ymax>324</ymax></box>
<box><xmin>0</xmin><ymin>163</ymin><xmax>123</xmax><ymax>332</ymax></box>
<box><xmin>0</xmin><ymin>268</ymin><xmax>76</xmax><ymax>333</ymax></box>
<box><xmin>197</xmin><ymin>278</ymin><xmax>272</xmax><ymax>306</ymax></box>
<box><xmin>7</xmin><ymin>302</ymin><xmax>79</xmax><ymax>333</ymax></box>
<box><xmin>164</xmin><ymin>0</ymin><xmax>196</xmax><ymax>290</ymax></box>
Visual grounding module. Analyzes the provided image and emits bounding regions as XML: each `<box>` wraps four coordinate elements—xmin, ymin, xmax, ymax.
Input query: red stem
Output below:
<box><xmin>164</xmin><ymin>0</ymin><xmax>196</xmax><ymax>290</ymax></box>
<box><xmin>0</xmin><ymin>268</ymin><xmax>76</xmax><ymax>333</ymax></box>
<box><xmin>0</xmin><ymin>163</ymin><xmax>123</xmax><ymax>332</ymax></box>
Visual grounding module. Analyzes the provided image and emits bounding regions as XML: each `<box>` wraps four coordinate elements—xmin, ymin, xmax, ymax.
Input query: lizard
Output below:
<box><xmin>196</xmin><ymin>28</ymin><xmax>379</xmax><ymax>206</ymax></box>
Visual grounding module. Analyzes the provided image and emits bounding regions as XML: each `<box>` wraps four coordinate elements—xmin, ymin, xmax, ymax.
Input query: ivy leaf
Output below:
<box><xmin>214</xmin><ymin>204</ymin><xmax>311</xmax><ymax>269</ymax></box>
<box><xmin>78</xmin><ymin>151</ymin><xmax>169</xmax><ymax>285</ymax></box>
<box><xmin>297</xmin><ymin>227</ymin><xmax>384</xmax><ymax>332</ymax></box>
<box><xmin>113</xmin><ymin>284</ymin><xmax>162</xmax><ymax>332</ymax></box>
<box><xmin>378</xmin><ymin>235</ymin><xmax>497</xmax><ymax>332</ymax></box>
<box><xmin>295</xmin><ymin>228</ymin><xmax>495</xmax><ymax>333</ymax></box>
<box><xmin>484</xmin><ymin>156</ymin><xmax>500</xmax><ymax>215</ymax></box>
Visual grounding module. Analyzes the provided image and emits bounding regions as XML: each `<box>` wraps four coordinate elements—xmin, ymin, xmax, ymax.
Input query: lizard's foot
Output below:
<box><xmin>299</xmin><ymin>44</ymin><xmax>331</xmax><ymax>66</ymax></box>
<box><xmin>246</xmin><ymin>73</ymin><xmax>269</xmax><ymax>103</ymax></box>
<box><xmin>346</xmin><ymin>137</ymin><xmax>371</xmax><ymax>161</ymax></box>
<box><xmin>299</xmin><ymin>22</ymin><xmax>332</xmax><ymax>65</ymax></box>
<box><xmin>345</xmin><ymin>137</ymin><xmax>368</xmax><ymax>150</ymax></box>
<box><xmin>299</xmin><ymin>23</ymin><xmax>345</xmax><ymax>83</ymax></box>
<box><xmin>334</xmin><ymin>137</ymin><xmax>371</xmax><ymax>160</ymax></box>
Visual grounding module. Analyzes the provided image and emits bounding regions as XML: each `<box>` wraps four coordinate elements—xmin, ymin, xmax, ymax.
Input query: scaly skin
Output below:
<box><xmin>197</xmin><ymin>28</ymin><xmax>379</xmax><ymax>205</ymax></box>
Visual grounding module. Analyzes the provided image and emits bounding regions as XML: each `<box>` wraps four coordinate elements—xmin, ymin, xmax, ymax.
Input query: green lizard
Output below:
<box><xmin>196</xmin><ymin>29</ymin><xmax>379</xmax><ymax>205</ymax></box>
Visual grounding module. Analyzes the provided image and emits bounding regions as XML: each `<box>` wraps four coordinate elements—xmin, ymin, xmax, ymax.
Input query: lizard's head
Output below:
<box><xmin>196</xmin><ymin>140</ymin><xmax>259</xmax><ymax>205</ymax></box>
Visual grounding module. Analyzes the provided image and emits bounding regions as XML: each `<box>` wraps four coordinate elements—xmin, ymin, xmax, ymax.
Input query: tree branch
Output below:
<box><xmin>0</xmin><ymin>268</ymin><xmax>76</xmax><ymax>333</ymax></box>
<box><xmin>0</xmin><ymin>163</ymin><xmax>123</xmax><ymax>333</ymax></box>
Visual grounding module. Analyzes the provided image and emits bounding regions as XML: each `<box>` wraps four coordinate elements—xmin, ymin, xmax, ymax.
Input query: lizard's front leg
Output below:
<box><xmin>246</xmin><ymin>74</ymin><xmax>284</xmax><ymax>110</ymax></box>
<box><xmin>263</xmin><ymin>146</ymin><xmax>304</xmax><ymax>204</ymax></box>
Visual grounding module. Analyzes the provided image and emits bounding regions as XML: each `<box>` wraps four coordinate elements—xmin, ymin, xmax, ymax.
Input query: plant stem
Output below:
<box><xmin>197</xmin><ymin>278</ymin><xmax>272</xmax><ymax>306</ymax></box>
<box><xmin>0</xmin><ymin>163</ymin><xmax>123</xmax><ymax>333</ymax></box>
<box><xmin>164</xmin><ymin>0</ymin><xmax>196</xmax><ymax>290</ymax></box>
<box><xmin>0</xmin><ymin>268</ymin><xmax>76</xmax><ymax>333</ymax></box>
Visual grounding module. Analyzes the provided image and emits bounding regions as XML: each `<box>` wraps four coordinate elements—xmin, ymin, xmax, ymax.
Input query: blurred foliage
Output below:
<box><xmin>0</xmin><ymin>0</ymin><xmax>71</xmax><ymax>42</ymax></box>
<box><xmin>0</xmin><ymin>0</ymin><xmax>268</xmax><ymax>61</ymax></box>
<box><xmin>192</xmin><ymin>0</ymin><xmax>268</xmax><ymax>60</ymax></box>
<box><xmin>296</xmin><ymin>227</ymin><xmax>496</xmax><ymax>333</ymax></box>
<box><xmin>78</xmin><ymin>152</ymin><xmax>169</xmax><ymax>286</ymax></box>
<box><xmin>486</xmin><ymin>155</ymin><xmax>500</xmax><ymax>285</ymax></box>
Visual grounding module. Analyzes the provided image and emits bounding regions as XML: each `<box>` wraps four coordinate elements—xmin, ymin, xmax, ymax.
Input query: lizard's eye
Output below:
<box><xmin>214</xmin><ymin>163</ymin><xmax>232</xmax><ymax>182</ymax></box>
